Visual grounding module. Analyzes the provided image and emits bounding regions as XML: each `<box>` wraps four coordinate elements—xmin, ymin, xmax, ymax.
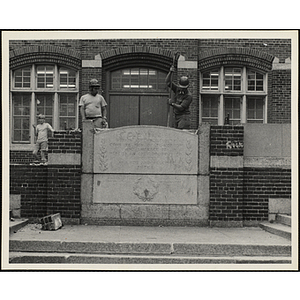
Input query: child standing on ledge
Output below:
<box><xmin>31</xmin><ymin>114</ymin><xmax>54</xmax><ymax>166</ymax></box>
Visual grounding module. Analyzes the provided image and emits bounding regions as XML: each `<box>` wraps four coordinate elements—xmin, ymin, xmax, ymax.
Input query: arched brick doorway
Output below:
<box><xmin>102</xmin><ymin>50</ymin><xmax>173</xmax><ymax>128</ymax></box>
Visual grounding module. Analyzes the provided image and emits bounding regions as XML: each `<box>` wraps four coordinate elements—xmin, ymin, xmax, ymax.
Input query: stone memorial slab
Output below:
<box><xmin>93</xmin><ymin>126</ymin><xmax>198</xmax><ymax>174</ymax></box>
<box><xmin>93</xmin><ymin>174</ymin><xmax>197</xmax><ymax>204</ymax></box>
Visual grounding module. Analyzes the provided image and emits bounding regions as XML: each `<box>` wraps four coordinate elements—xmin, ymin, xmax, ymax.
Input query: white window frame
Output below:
<box><xmin>10</xmin><ymin>63</ymin><xmax>79</xmax><ymax>149</ymax></box>
<box><xmin>199</xmin><ymin>66</ymin><xmax>267</xmax><ymax>126</ymax></box>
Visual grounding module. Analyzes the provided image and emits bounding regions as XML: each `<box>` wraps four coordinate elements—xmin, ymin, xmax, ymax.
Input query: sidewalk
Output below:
<box><xmin>9</xmin><ymin>223</ymin><xmax>291</xmax><ymax>245</ymax></box>
<box><xmin>8</xmin><ymin>222</ymin><xmax>293</xmax><ymax>266</ymax></box>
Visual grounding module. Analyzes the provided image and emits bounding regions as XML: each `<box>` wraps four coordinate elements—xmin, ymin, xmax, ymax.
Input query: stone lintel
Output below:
<box><xmin>178</xmin><ymin>60</ymin><xmax>198</xmax><ymax>69</ymax></box>
<box><xmin>272</xmin><ymin>56</ymin><xmax>291</xmax><ymax>70</ymax></box>
<box><xmin>82</xmin><ymin>59</ymin><xmax>102</xmax><ymax>68</ymax></box>
<box><xmin>48</xmin><ymin>153</ymin><xmax>81</xmax><ymax>165</ymax></box>
<box><xmin>272</xmin><ymin>63</ymin><xmax>291</xmax><ymax>70</ymax></box>
<box><xmin>244</xmin><ymin>157</ymin><xmax>291</xmax><ymax>169</ymax></box>
<box><xmin>210</xmin><ymin>156</ymin><xmax>244</xmax><ymax>169</ymax></box>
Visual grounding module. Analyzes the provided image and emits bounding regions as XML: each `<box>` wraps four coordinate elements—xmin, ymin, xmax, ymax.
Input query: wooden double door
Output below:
<box><xmin>109</xmin><ymin>94</ymin><xmax>169</xmax><ymax>128</ymax></box>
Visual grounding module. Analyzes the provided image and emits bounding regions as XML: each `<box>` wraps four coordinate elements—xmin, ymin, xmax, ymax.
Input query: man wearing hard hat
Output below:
<box><xmin>165</xmin><ymin>65</ymin><xmax>192</xmax><ymax>129</ymax></box>
<box><xmin>79</xmin><ymin>79</ymin><xmax>108</xmax><ymax>128</ymax></box>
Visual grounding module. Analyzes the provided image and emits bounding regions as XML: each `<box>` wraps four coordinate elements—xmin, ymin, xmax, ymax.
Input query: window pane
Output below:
<box><xmin>59</xmin><ymin>94</ymin><xmax>76</xmax><ymax>130</ymax></box>
<box><xmin>256</xmin><ymin>109</ymin><xmax>263</xmax><ymax>119</ymax></box>
<box><xmin>211</xmin><ymin>109</ymin><xmax>218</xmax><ymax>117</ymax></box>
<box><xmin>14</xmin><ymin>130</ymin><xmax>21</xmax><ymax>141</ymax></box>
<box><xmin>248</xmin><ymin>81</ymin><xmax>255</xmax><ymax>90</ymax></box>
<box><xmin>59</xmin><ymin>68</ymin><xmax>77</xmax><ymax>88</ymax></box>
<box><xmin>22</xmin><ymin>130</ymin><xmax>29</xmax><ymax>141</ymax></box>
<box><xmin>203</xmin><ymin>79</ymin><xmax>210</xmax><ymax>86</ymax></box>
<box><xmin>248</xmin><ymin>109</ymin><xmax>255</xmax><ymax>119</ymax></box>
<box><xmin>36</xmin><ymin>94</ymin><xmax>53</xmax><ymax>124</ymax></box>
<box><xmin>37</xmin><ymin>66</ymin><xmax>54</xmax><ymax>88</ymax></box>
<box><xmin>256</xmin><ymin>80</ymin><xmax>264</xmax><ymax>91</ymax></box>
<box><xmin>233</xmin><ymin>109</ymin><xmax>240</xmax><ymax>118</ymax></box>
<box><xmin>233</xmin><ymin>98</ymin><xmax>240</xmax><ymax>107</ymax></box>
<box><xmin>225</xmin><ymin>99</ymin><xmax>232</xmax><ymax>109</ymax></box>
<box><xmin>14</xmin><ymin>67</ymin><xmax>31</xmax><ymax>88</ymax></box>
<box><xmin>225</xmin><ymin>97</ymin><xmax>240</xmax><ymax>124</ymax></box>
<box><xmin>247</xmin><ymin>97</ymin><xmax>264</xmax><ymax>122</ymax></box>
<box><xmin>225</xmin><ymin>68</ymin><xmax>241</xmax><ymax>91</ymax></box>
<box><xmin>202</xmin><ymin>96</ymin><xmax>218</xmax><ymax>124</ymax></box>
<box><xmin>13</xmin><ymin>94</ymin><xmax>30</xmax><ymax>115</ymax></box>
<box><xmin>158</xmin><ymin>71</ymin><xmax>166</xmax><ymax>90</ymax></box>
<box><xmin>60</xmin><ymin>104</ymin><xmax>67</xmax><ymax>116</ymax></box>
<box><xmin>23</xmin><ymin>119</ymin><xmax>29</xmax><ymax>129</ymax></box>
<box><xmin>12</xmin><ymin>93</ymin><xmax>30</xmax><ymax>142</ymax></box>
<box><xmin>247</xmin><ymin>70</ymin><xmax>265</xmax><ymax>91</ymax></box>
<box><xmin>202</xmin><ymin>69</ymin><xmax>219</xmax><ymax>90</ymax></box>
<box><xmin>111</xmin><ymin>68</ymin><xmax>166</xmax><ymax>91</ymax></box>
<box><xmin>248</xmin><ymin>99</ymin><xmax>255</xmax><ymax>109</ymax></box>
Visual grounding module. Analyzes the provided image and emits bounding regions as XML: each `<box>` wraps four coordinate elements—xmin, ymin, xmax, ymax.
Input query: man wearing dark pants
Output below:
<box><xmin>165</xmin><ymin>65</ymin><xmax>192</xmax><ymax>129</ymax></box>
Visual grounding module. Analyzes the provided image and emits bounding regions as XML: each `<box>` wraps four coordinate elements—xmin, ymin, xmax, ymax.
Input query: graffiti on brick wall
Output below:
<box><xmin>226</xmin><ymin>140</ymin><xmax>244</xmax><ymax>149</ymax></box>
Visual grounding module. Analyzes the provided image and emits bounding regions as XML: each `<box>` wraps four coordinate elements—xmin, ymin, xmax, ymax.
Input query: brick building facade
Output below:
<box><xmin>8</xmin><ymin>35</ymin><xmax>293</xmax><ymax>226</ymax></box>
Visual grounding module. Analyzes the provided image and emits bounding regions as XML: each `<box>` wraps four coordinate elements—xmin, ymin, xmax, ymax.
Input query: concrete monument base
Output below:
<box><xmin>81</xmin><ymin>122</ymin><xmax>210</xmax><ymax>226</ymax></box>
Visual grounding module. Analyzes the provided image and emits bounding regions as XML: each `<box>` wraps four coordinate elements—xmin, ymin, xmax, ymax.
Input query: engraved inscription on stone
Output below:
<box><xmin>93</xmin><ymin>126</ymin><xmax>198</xmax><ymax>174</ymax></box>
<box><xmin>93</xmin><ymin>174</ymin><xmax>197</xmax><ymax>204</ymax></box>
<box><xmin>133</xmin><ymin>176</ymin><xmax>159</xmax><ymax>202</ymax></box>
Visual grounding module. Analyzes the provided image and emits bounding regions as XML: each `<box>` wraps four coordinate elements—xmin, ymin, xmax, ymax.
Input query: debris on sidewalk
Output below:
<box><xmin>40</xmin><ymin>213</ymin><xmax>63</xmax><ymax>231</ymax></box>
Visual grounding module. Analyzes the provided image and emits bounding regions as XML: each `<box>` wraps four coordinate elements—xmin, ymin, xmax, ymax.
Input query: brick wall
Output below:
<box><xmin>268</xmin><ymin>69</ymin><xmax>291</xmax><ymax>123</ymax></box>
<box><xmin>10</xmin><ymin>131</ymin><xmax>82</xmax><ymax>223</ymax></box>
<box><xmin>210</xmin><ymin>126</ymin><xmax>244</xmax><ymax>156</ymax></box>
<box><xmin>209</xmin><ymin>125</ymin><xmax>291</xmax><ymax>226</ymax></box>
<box><xmin>10</xmin><ymin>150</ymin><xmax>40</xmax><ymax>164</ymax></box>
<box><xmin>210</xmin><ymin>168</ymin><xmax>244</xmax><ymax>223</ymax></box>
<box><xmin>198</xmin><ymin>39</ymin><xmax>291</xmax><ymax>62</ymax></box>
<box><xmin>10</xmin><ymin>165</ymin><xmax>48</xmax><ymax>219</ymax></box>
<box><xmin>9</xmin><ymin>40</ymin><xmax>82</xmax><ymax>55</ymax></box>
<box><xmin>243</xmin><ymin>168</ymin><xmax>291</xmax><ymax>222</ymax></box>
<box><xmin>10</xmin><ymin>164</ymin><xmax>81</xmax><ymax>222</ymax></box>
<box><xmin>48</xmin><ymin>131</ymin><xmax>82</xmax><ymax>154</ymax></box>
<box><xmin>209</xmin><ymin>126</ymin><xmax>244</xmax><ymax>226</ymax></box>
<box><xmin>46</xmin><ymin>165</ymin><xmax>81</xmax><ymax>220</ymax></box>
<box><xmin>81</xmin><ymin>39</ymin><xmax>198</xmax><ymax>61</ymax></box>
<box><xmin>9</xmin><ymin>38</ymin><xmax>291</xmax><ymax>128</ymax></box>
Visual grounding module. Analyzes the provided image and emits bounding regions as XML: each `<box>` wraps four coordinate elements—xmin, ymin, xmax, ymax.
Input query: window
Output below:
<box><xmin>225</xmin><ymin>97</ymin><xmax>241</xmax><ymax>125</ymax></box>
<box><xmin>14</xmin><ymin>67</ymin><xmax>31</xmax><ymax>88</ymax></box>
<box><xmin>200</xmin><ymin>66</ymin><xmax>267</xmax><ymax>125</ymax></box>
<box><xmin>37</xmin><ymin>66</ymin><xmax>54</xmax><ymax>88</ymax></box>
<box><xmin>247</xmin><ymin>97</ymin><xmax>264</xmax><ymax>123</ymax></box>
<box><xmin>109</xmin><ymin>67</ymin><xmax>168</xmax><ymax>128</ymax></box>
<box><xmin>59</xmin><ymin>68</ymin><xmax>76</xmax><ymax>88</ymax></box>
<box><xmin>36</xmin><ymin>94</ymin><xmax>53</xmax><ymax>125</ymax></box>
<box><xmin>225</xmin><ymin>68</ymin><xmax>242</xmax><ymax>91</ymax></box>
<box><xmin>59</xmin><ymin>94</ymin><xmax>77</xmax><ymax>130</ymax></box>
<box><xmin>247</xmin><ymin>70</ymin><xmax>264</xmax><ymax>91</ymax></box>
<box><xmin>11</xmin><ymin>64</ymin><xmax>79</xmax><ymax>144</ymax></box>
<box><xmin>111</xmin><ymin>68</ymin><xmax>166</xmax><ymax>91</ymax></box>
<box><xmin>202</xmin><ymin>95</ymin><xmax>218</xmax><ymax>124</ymax></box>
<box><xmin>202</xmin><ymin>69</ymin><xmax>219</xmax><ymax>90</ymax></box>
<box><xmin>12</xmin><ymin>94</ymin><xmax>30</xmax><ymax>142</ymax></box>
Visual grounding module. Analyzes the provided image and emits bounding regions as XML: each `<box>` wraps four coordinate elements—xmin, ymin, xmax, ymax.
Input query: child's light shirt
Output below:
<box><xmin>36</xmin><ymin>123</ymin><xmax>54</xmax><ymax>142</ymax></box>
